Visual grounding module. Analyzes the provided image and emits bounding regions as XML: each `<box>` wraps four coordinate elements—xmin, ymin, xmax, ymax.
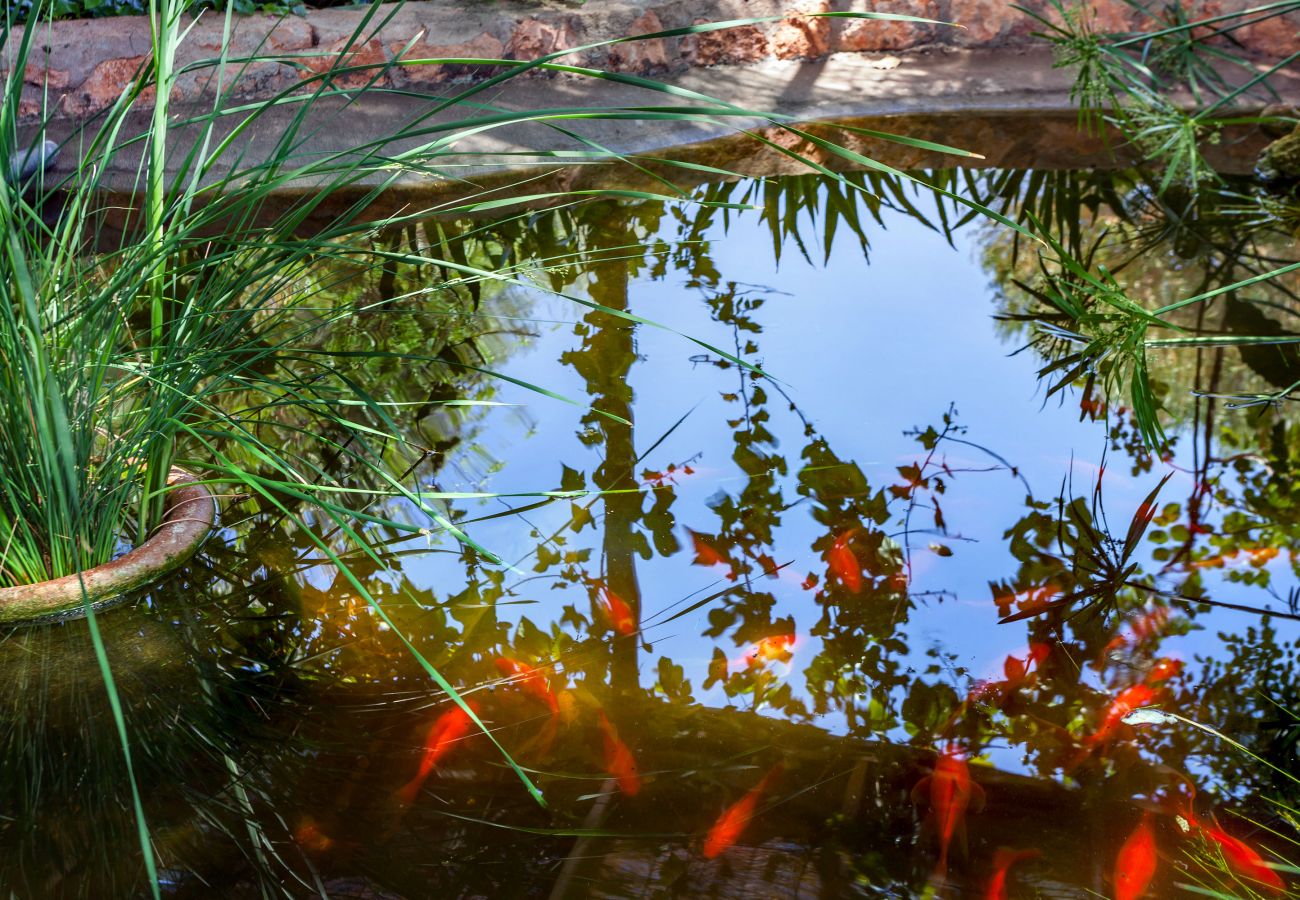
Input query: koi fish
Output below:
<box><xmin>597</xmin><ymin>583</ymin><xmax>637</xmax><ymax>636</ymax></box>
<box><xmin>992</xmin><ymin>583</ymin><xmax>1063</xmax><ymax>619</ymax></box>
<box><xmin>985</xmin><ymin>847</ymin><xmax>1040</xmax><ymax>900</ymax></box>
<box><xmin>1085</xmin><ymin>683</ymin><xmax>1158</xmax><ymax>747</ymax></box>
<box><xmin>1114</xmin><ymin>813</ymin><xmax>1157</xmax><ymax>900</ymax></box>
<box><xmin>495</xmin><ymin>657</ymin><xmax>559</xmax><ymax>715</ymax></box>
<box><xmin>1201</xmin><ymin>823</ymin><xmax>1285</xmax><ymax>893</ymax></box>
<box><xmin>731</xmin><ymin>632</ymin><xmax>797</xmax><ymax>670</ymax></box>
<box><xmin>968</xmin><ymin>643</ymin><xmax>1050</xmax><ymax>709</ymax></box>
<box><xmin>293</xmin><ymin>815</ymin><xmax>334</xmax><ymax>854</ymax></box>
<box><xmin>1145</xmin><ymin>657</ymin><xmax>1183</xmax><ymax>684</ymax></box>
<box><xmin>597</xmin><ymin>711</ymin><xmax>641</xmax><ymax>796</ymax></box>
<box><xmin>1188</xmin><ymin>547</ymin><xmax>1278</xmax><ymax>570</ymax></box>
<box><xmin>702</xmin><ymin>764</ymin><xmax>783</xmax><ymax>858</ymax></box>
<box><xmin>395</xmin><ymin>701</ymin><xmax>479</xmax><ymax>807</ymax></box>
<box><xmin>750</xmin><ymin>633</ymin><xmax>795</xmax><ymax>664</ymax></box>
<box><xmin>1061</xmin><ymin>682</ymin><xmax>1159</xmax><ymax>771</ymax></box>
<box><xmin>828</xmin><ymin>529</ymin><xmax>862</xmax><ymax>593</ymax></box>
<box><xmin>689</xmin><ymin>530</ymin><xmax>737</xmax><ymax>581</ymax></box>
<box><xmin>911</xmin><ymin>746</ymin><xmax>986</xmax><ymax>881</ymax></box>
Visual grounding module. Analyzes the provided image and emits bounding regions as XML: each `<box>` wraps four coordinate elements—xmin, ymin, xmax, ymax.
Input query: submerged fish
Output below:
<box><xmin>495</xmin><ymin>657</ymin><xmax>560</xmax><ymax>715</ymax></box>
<box><xmin>984</xmin><ymin>847</ymin><xmax>1040</xmax><ymax>900</ymax></box>
<box><xmin>1084</xmin><ymin>683</ymin><xmax>1158</xmax><ymax>748</ymax></box>
<box><xmin>395</xmin><ymin>701</ymin><xmax>478</xmax><ymax>807</ymax></box>
<box><xmin>1145</xmin><ymin>657</ymin><xmax>1183</xmax><ymax>684</ymax></box>
<box><xmin>702</xmin><ymin>764</ymin><xmax>783</xmax><ymax>858</ymax></box>
<box><xmin>733</xmin><ymin>632</ymin><xmax>796</xmax><ymax>669</ymax></box>
<box><xmin>828</xmin><ymin>529</ymin><xmax>863</xmax><ymax>593</ymax></box>
<box><xmin>293</xmin><ymin>815</ymin><xmax>335</xmax><ymax>854</ymax></box>
<box><xmin>911</xmin><ymin>745</ymin><xmax>986</xmax><ymax>881</ymax></box>
<box><xmin>597</xmin><ymin>711</ymin><xmax>641</xmax><ymax>796</ymax></box>
<box><xmin>1115</xmin><ymin>813</ymin><xmax>1158</xmax><ymax>900</ymax></box>
<box><xmin>595</xmin><ymin>582</ymin><xmax>637</xmax><ymax>636</ymax></box>
<box><xmin>1200</xmin><ymin>823</ymin><xmax>1285</xmax><ymax>893</ymax></box>
<box><xmin>689</xmin><ymin>530</ymin><xmax>737</xmax><ymax>580</ymax></box>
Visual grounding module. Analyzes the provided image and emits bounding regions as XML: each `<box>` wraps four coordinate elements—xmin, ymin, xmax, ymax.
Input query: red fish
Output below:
<box><xmin>1131</xmin><ymin>606</ymin><xmax>1171</xmax><ymax>641</ymax></box>
<box><xmin>911</xmin><ymin>746</ymin><xmax>986</xmax><ymax>880</ymax></box>
<box><xmin>1085</xmin><ymin>683</ymin><xmax>1157</xmax><ymax>747</ymax></box>
<box><xmin>395</xmin><ymin>701</ymin><xmax>478</xmax><ymax>807</ymax></box>
<box><xmin>749</xmin><ymin>633</ymin><xmax>795</xmax><ymax>664</ymax></box>
<box><xmin>689</xmin><ymin>530</ymin><xmax>737</xmax><ymax>581</ymax></box>
<box><xmin>1114</xmin><ymin>813</ymin><xmax>1157</xmax><ymax>900</ymax></box>
<box><xmin>293</xmin><ymin>815</ymin><xmax>335</xmax><ymax>854</ymax></box>
<box><xmin>597</xmin><ymin>583</ymin><xmax>637</xmax><ymax>636</ymax></box>
<box><xmin>1145</xmin><ymin>657</ymin><xmax>1183</xmax><ymax>684</ymax></box>
<box><xmin>1201</xmin><ymin>824</ymin><xmax>1285</xmax><ymax>893</ymax></box>
<box><xmin>985</xmin><ymin>847</ymin><xmax>1040</xmax><ymax>900</ymax></box>
<box><xmin>702</xmin><ymin>764</ymin><xmax>783</xmax><ymax>858</ymax></box>
<box><xmin>597</xmin><ymin>711</ymin><xmax>641</xmax><ymax>796</ymax></box>
<box><xmin>495</xmin><ymin>657</ymin><xmax>559</xmax><ymax>715</ymax></box>
<box><xmin>828</xmin><ymin>529</ymin><xmax>862</xmax><ymax>593</ymax></box>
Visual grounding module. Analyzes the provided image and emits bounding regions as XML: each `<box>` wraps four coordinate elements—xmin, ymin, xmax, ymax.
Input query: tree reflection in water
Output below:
<box><xmin>0</xmin><ymin>168</ymin><xmax>1296</xmax><ymax>897</ymax></box>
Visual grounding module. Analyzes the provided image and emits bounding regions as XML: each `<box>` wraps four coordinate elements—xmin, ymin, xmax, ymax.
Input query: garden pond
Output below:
<box><xmin>2</xmin><ymin>164</ymin><xmax>1298</xmax><ymax>898</ymax></box>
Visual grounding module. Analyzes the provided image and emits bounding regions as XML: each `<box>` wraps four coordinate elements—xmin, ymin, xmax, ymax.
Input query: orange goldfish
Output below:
<box><xmin>597</xmin><ymin>711</ymin><xmax>641</xmax><ymax>796</ymax></box>
<box><xmin>911</xmin><ymin>746</ymin><xmax>986</xmax><ymax>881</ymax></box>
<box><xmin>293</xmin><ymin>815</ymin><xmax>335</xmax><ymax>854</ymax></box>
<box><xmin>1084</xmin><ymin>683</ymin><xmax>1158</xmax><ymax>748</ymax></box>
<box><xmin>985</xmin><ymin>847</ymin><xmax>1040</xmax><ymax>900</ymax></box>
<box><xmin>395</xmin><ymin>701</ymin><xmax>478</xmax><ymax>807</ymax></box>
<box><xmin>828</xmin><ymin>529</ymin><xmax>863</xmax><ymax>593</ymax></box>
<box><xmin>736</xmin><ymin>632</ymin><xmax>796</xmax><ymax>668</ymax></box>
<box><xmin>1201</xmin><ymin>823</ymin><xmax>1285</xmax><ymax>893</ymax></box>
<box><xmin>969</xmin><ymin>643</ymin><xmax>1050</xmax><ymax>709</ymax></box>
<box><xmin>1115</xmin><ymin>813</ymin><xmax>1157</xmax><ymax>900</ymax></box>
<box><xmin>702</xmin><ymin>764</ymin><xmax>783</xmax><ymax>858</ymax></box>
<box><xmin>1145</xmin><ymin>657</ymin><xmax>1183</xmax><ymax>684</ymax></box>
<box><xmin>495</xmin><ymin>657</ymin><xmax>559</xmax><ymax>715</ymax></box>
<box><xmin>689</xmin><ymin>530</ymin><xmax>737</xmax><ymax>581</ymax></box>
<box><xmin>597</xmin><ymin>583</ymin><xmax>637</xmax><ymax>636</ymax></box>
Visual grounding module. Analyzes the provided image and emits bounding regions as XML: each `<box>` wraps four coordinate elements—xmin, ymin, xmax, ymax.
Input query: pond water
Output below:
<box><xmin>2</xmin><ymin>167</ymin><xmax>1298</xmax><ymax>898</ymax></box>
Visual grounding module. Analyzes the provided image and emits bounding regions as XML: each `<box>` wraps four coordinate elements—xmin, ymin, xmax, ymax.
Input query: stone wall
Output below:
<box><xmin>6</xmin><ymin>0</ymin><xmax>1298</xmax><ymax>123</ymax></box>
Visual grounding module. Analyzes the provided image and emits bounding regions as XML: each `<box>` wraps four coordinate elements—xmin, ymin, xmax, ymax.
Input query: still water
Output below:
<box><xmin>2</xmin><ymin>169</ymin><xmax>1298</xmax><ymax>898</ymax></box>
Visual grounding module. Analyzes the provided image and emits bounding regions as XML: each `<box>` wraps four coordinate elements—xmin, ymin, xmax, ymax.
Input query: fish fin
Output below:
<box><xmin>969</xmin><ymin>780</ymin><xmax>987</xmax><ymax>813</ymax></box>
<box><xmin>910</xmin><ymin>776</ymin><xmax>931</xmax><ymax>806</ymax></box>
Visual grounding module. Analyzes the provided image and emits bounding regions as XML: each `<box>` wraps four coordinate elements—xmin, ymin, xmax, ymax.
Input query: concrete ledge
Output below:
<box><xmin>7</xmin><ymin>0</ymin><xmax>1298</xmax><ymax>123</ymax></box>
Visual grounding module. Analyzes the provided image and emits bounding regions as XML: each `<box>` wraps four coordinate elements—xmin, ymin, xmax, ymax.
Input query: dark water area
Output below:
<box><xmin>2</xmin><ymin>167</ymin><xmax>1299</xmax><ymax>898</ymax></box>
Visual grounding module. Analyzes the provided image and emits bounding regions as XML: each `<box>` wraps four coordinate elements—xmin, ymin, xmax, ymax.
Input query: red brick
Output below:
<box><xmin>772</xmin><ymin>0</ymin><xmax>834</xmax><ymax>60</ymax></box>
<box><xmin>681</xmin><ymin>19</ymin><xmax>769</xmax><ymax>66</ymax></box>
<box><xmin>62</xmin><ymin>56</ymin><xmax>153</xmax><ymax>118</ymax></box>
<box><xmin>300</xmin><ymin>38</ymin><xmax>390</xmax><ymax>90</ymax></box>
<box><xmin>505</xmin><ymin>16</ymin><xmax>585</xmax><ymax>65</ymax></box>
<box><xmin>838</xmin><ymin>0</ymin><xmax>940</xmax><ymax>51</ymax></box>
<box><xmin>608</xmin><ymin>11</ymin><xmax>670</xmax><ymax>74</ymax></box>
<box><xmin>391</xmin><ymin>32</ymin><xmax>504</xmax><ymax>85</ymax></box>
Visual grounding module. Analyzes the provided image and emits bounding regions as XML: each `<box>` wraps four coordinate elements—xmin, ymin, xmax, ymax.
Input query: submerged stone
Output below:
<box><xmin>1259</xmin><ymin>123</ymin><xmax>1300</xmax><ymax>182</ymax></box>
<box><xmin>6</xmin><ymin>139</ymin><xmax>59</xmax><ymax>184</ymax></box>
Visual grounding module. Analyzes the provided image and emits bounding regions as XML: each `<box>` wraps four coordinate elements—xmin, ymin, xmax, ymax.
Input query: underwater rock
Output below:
<box><xmin>1259</xmin><ymin>123</ymin><xmax>1300</xmax><ymax>182</ymax></box>
<box><xmin>5</xmin><ymin>139</ymin><xmax>59</xmax><ymax>184</ymax></box>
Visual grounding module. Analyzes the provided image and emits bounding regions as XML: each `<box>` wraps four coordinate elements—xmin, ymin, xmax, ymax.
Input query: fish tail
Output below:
<box><xmin>931</xmin><ymin>844</ymin><xmax>950</xmax><ymax>886</ymax></box>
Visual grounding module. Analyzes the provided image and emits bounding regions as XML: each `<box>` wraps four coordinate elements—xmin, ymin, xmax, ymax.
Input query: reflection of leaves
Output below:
<box><xmin>654</xmin><ymin>657</ymin><xmax>694</xmax><ymax>703</ymax></box>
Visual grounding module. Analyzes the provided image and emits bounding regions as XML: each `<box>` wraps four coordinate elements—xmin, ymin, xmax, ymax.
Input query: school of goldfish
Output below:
<box><xmin>288</xmin><ymin>527</ymin><xmax>1288</xmax><ymax>898</ymax></box>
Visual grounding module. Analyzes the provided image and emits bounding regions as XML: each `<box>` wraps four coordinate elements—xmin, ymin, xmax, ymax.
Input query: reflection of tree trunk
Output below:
<box><xmin>585</xmin><ymin>207</ymin><xmax>641</xmax><ymax>693</ymax></box>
